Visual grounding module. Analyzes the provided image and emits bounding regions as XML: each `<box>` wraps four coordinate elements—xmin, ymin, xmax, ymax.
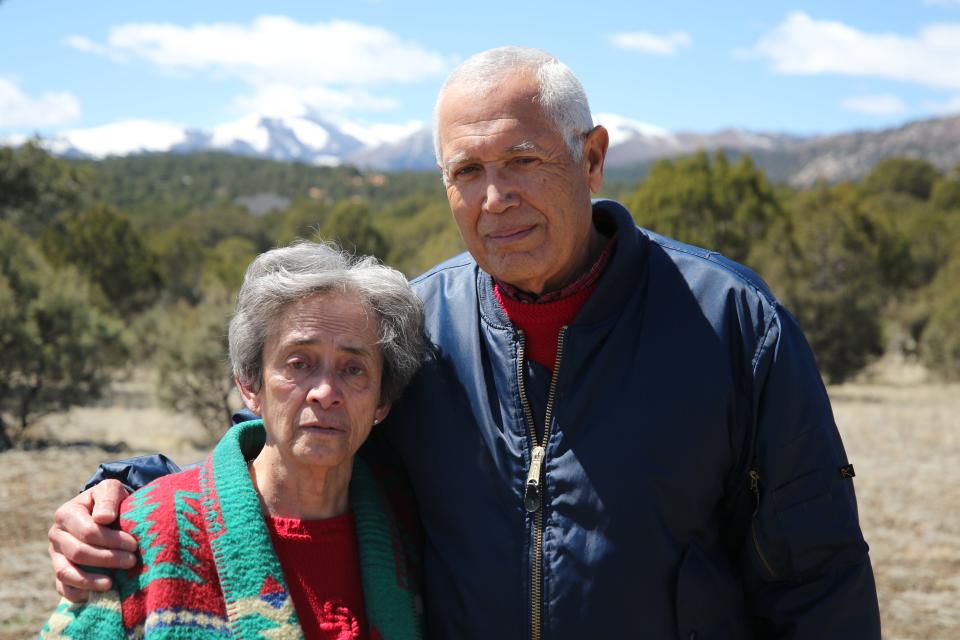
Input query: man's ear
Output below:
<box><xmin>236</xmin><ymin>376</ymin><xmax>261</xmax><ymax>414</ymax></box>
<box><xmin>582</xmin><ymin>125</ymin><xmax>609</xmax><ymax>194</ymax></box>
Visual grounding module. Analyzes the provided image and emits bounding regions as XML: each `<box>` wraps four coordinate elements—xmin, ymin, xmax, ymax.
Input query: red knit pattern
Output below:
<box><xmin>494</xmin><ymin>282</ymin><xmax>597</xmax><ymax>371</ymax></box>
<box><xmin>117</xmin><ymin>467</ymin><xmax>227</xmax><ymax>631</ymax></box>
<box><xmin>267</xmin><ymin>513</ymin><xmax>373</xmax><ymax>640</ymax></box>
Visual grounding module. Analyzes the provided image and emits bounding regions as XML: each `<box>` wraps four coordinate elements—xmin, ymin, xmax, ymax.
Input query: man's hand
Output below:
<box><xmin>47</xmin><ymin>480</ymin><xmax>138</xmax><ymax>602</ymax></box>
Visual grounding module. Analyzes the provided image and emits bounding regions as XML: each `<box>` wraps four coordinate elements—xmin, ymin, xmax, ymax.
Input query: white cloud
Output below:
<box><xmin>0</xmin><ymin>78</ymin><xmax>81</xmax><ymax>128</ymax></box>
<box><xmin>56</xmin><ymin>119</ymin><xmax>187</xmax><ymax>158</ymax></box>
<box><xmin>62</xmin><ymin>35</ymin><xmax>121</xmax><ymax>61</ymax></box>
<box><xmin>925</xmin><ymin>94</ymin><xmax>960</xmax><ymax>114</ymax></box>
<box><xmin>67</xmin><ymin>16</ymin><xmax>450</xmax><ymax>87</ymax></box>
<box><xmin>231</xmin><ymin>84</ymin><xmax>399</xmax><ymax>120</ymax></box>
<box><xmin>610</xmin><ymin>31</ymin><xmax>692</xmax><ymax>56</ymax></box>
<box><xmin>748</xmin><ymin>12</ymin><xmax>960</xmax><ymax>90</ymax></box>
<box><xmin>63</xmin><ymin>35</ymin><xmax>100</xmax><ymax>53</ymax></box>
<box><xmin>0</xmin><ymin>132</ymin><xmax>29</xmax><ymax>147</ymax></box>
<box><xmin>336</xmin><ymin>119</ymin><xmax>425</xmax><ymax>147</ymax></box>
<box><xmin>841</xmin><ymin>94</ymin><xmax>909</xmax><ymax>116</ymax></box>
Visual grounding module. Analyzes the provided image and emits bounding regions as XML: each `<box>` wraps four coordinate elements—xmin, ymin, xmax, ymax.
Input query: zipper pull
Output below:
<box><xmin>749</xmin><ymin>469</ymin><xmax>760</xmax><ymax>494</ymax></box>
<box><xmin>524</xmin><ymin>445</ymin><xmax>545</xmax><ymax>513</ymax></box>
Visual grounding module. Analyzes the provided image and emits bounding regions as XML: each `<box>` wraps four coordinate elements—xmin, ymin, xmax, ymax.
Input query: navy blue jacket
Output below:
<box><xmin>89</xmin><ymin>200</ymin><xmax>879</xmax><ymax>639</ymax></box>
<box><xmin>382</xmin><ymin>200</ymin><xmax>878</xmax><ymax>639</ymax></box>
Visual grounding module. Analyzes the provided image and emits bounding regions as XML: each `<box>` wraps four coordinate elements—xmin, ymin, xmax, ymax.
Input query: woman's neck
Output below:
<box><xmin>249</xmin><ymin>446</ymin><xmax>352</xmax><ymax>520</ymax></box>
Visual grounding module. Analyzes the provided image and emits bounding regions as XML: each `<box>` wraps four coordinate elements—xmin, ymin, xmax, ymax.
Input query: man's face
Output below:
<box><xmin>436</xmin><ymin>72</ymin><xmax>608</xmax><ymax>295</ymax></box>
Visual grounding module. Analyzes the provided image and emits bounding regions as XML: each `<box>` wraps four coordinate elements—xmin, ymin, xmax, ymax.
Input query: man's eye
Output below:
<box><xmin>513</xmin><ymin>157</ymin><xmax>539</xmax><ymax>167</ymax></box>
<box><xmin>454</xmin><ymin>165</ymin><xmax>479</xmax><ymax>178</ymax></box>
<box><xmin>288</xmin><ymin>359</ymin><xmax>309</xmax><ymax>370</ymax></box>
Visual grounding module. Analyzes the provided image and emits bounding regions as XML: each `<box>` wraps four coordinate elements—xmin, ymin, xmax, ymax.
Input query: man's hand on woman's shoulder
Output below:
<box><xmin>47</xmin><ymin>479</ymin><xmax>138</xmax><ymax>602</ymax></box>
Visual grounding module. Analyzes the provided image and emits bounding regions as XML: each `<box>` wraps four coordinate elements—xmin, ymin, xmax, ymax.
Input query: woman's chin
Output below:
<box><xmin>289</xmin><ymin>440</ymin><xmax>353</xmax><ymax>470</ymax></box>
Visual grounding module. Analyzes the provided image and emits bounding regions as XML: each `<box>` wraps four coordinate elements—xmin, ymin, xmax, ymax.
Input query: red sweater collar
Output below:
<box><xmin>493</xmin><ymin>234</ymin><xmax>617</xmax><ymax>371</ymax></box>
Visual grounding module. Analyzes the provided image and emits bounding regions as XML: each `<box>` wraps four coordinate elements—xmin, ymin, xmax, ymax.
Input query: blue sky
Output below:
<box><xmin>3</xmin><ymin>0</ymin><xmax>960</xmax><ymax>146</ymax></box>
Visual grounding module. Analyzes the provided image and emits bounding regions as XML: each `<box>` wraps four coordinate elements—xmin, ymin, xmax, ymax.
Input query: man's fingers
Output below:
<box><xmin>90</xmin><ymin>480</ymin><xmax>129</xmax><ymax>525</ymax></box>
<box><xmin>57</xmin><ymin>583</ymin><xmax>90</xmax><ymax>604</ymax></box>
<box><xmin>48</xmin><ymin>522</ymin><xmax>138</xmax><ymax>568</ymax></box>
<box><xmin>53</xmin><ymin>486</ymin><xmax>137</xmax><ymax>553</ymax></box>
<box><xmin>50</xmin><ymin>543</ymin><xmax>113</xmax><ymax>601</ymax></box>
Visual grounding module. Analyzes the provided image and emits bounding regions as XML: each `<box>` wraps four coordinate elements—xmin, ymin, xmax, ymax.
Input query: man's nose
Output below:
<box><xmin>306</xmin><ymin>372</ymin><xmax>341</xmax><ymax>408</ymax></box>
<box><xmin>483</xmin><ymin>169</ymin><xmax>517</xmax><ymax>214</ymax></box>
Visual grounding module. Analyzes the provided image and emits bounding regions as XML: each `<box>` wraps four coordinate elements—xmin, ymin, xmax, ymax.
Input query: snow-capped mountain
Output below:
<box><xmin>345</xmin><ymin>126</ymin><xmax>436</xmax><ymax>170</ymax></box>
<box><xmin>202</xmin><ymin>115</ymin><xmax>366</xmax><ymax>165</ymax></box>
<box><xmin>34</xmin><ymin>115</ymin><xmax>416</xmax><ymax>167</ymax></box>
<box><xmin>19</xmin><ymin>112</ymin><xmax>701</xmax><ymax>170</ymax></box>
<box><xmin>11</xmin><ymin>112</ymin><xmax>960</xmax><ymax>186</ymax></box>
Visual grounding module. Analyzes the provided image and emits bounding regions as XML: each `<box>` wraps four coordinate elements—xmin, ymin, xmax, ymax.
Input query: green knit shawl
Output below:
<box><xmin>39</xmin><ymin>420</ymin><xmax>422</xmax><ymax>640</ymax></box>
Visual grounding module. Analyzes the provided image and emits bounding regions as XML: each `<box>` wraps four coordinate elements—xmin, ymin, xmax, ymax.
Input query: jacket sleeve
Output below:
<box><xmin>742</xmin><ymin>306</ymin><xmax>881</xmax><ymax>639</ymax></box>
<box><xmin>81</xmin><ymin>454</ymin><xmax>181</xmax><ymax>493</ymax></box>
<box><xmin>39</xmin><ymin>591</ymin><xmax>125</xmax><ymax>639</ymax></box>
<box><xmin>79</xmin><ymin>411</ymin><xmax>257</xmax><ymax>492</ymax></box>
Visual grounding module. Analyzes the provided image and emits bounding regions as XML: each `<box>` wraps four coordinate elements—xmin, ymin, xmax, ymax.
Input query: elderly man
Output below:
<box><xmin>49</xmin><ymin>47</ymin><xmax>880</xmax><ymax>639</ymax></box>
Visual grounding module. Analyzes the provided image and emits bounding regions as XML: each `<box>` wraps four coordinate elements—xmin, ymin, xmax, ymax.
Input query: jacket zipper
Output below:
<box><xmin>517</xmin><ymin>327</ymin><xmax>568</xmax><ymax>640</ymax></box>
<box><xmin>748</xmin><ymin>469</ymin><xmax>778</xmax><ymax>579</ymax></box>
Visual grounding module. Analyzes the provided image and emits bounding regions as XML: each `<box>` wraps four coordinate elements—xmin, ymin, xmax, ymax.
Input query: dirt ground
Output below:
<box><xmin>0</xmin><ymin>364</ymin><xmax>957</xmax><ymax>639</ymax></box>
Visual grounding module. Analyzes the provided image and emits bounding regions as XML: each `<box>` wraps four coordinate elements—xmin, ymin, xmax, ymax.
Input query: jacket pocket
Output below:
<box><xmin>675</xmin><ymin>544</ymin><xmax>752</xmax><ymax>640</ymax></box>
<box><xmin>774</xmin><ymin>468</ymin><xmax>868</xmax><ymax>578</ymax></box>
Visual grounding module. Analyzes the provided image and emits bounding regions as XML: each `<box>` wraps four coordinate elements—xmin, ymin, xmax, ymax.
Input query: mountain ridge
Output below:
<box><xmin>4</xmin><ymin>113</ymin><xmax>960</xmax><ymax>186</ymax></box>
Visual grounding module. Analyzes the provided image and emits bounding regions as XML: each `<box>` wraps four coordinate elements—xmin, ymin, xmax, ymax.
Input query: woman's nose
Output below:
<box><xmin>306</xmin><ymin>373</ymin><xmax>341</xmax><ymax>408</ymax></box>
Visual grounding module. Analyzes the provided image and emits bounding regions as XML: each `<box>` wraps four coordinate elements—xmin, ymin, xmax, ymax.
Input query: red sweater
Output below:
<box><xmin>494</xmin><ymin>284</ymin><xmax>596</xmax><ymax>371</ymax></box>
<box><xmin>268</xmin><ymin>513</ymin><xmax>379</xmax><ymax>640</ymax></box>
<box><xmin>494</xmin><ymin>235</ymin><xmax>616</xmax><ymax>371</ymax></box>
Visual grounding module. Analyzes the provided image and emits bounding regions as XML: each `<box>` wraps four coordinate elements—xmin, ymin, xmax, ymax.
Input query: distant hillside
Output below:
<box><xmin>68</xmin><ymin>152</ymin><xmax>444</xmax><ymax>223</ymax></box>
<box><xmin>19</xmin><ymin>114</ymin><xmax>956</xmax><ymax>217</ymax></box>
<box><xmin>607</xmin><ymin>115</ymin><xmax>960</xmax><ymax>186</ymax></box>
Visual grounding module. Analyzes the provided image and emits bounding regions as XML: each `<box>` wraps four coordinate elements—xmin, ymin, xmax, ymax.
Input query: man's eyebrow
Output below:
<box><xmin>507</xmin><ymin>140</ymin><xmax>538</xmax><ymax>153</ymax></box>
<box><xmin>444</xmin><ymin>151</ymin><xmax>471</xmax><ymax>173</ymax></box>
<box><xmin>444</xmin><ymin>141</ymin><xmax>541</xmax><ymax>173</ymax></box>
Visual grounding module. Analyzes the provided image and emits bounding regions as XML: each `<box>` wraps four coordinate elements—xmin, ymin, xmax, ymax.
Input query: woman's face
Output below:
<box><xmin>238</xmin><ymin>291</ymin><xmax>390</xmax><ymax>472</ymax></box>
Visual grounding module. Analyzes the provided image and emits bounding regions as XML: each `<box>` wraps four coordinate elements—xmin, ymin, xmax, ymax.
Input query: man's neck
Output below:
<box><xmin>516</xmin><ymin>225</ymin><xmax>608</xmax><ymax>299</ymax></box>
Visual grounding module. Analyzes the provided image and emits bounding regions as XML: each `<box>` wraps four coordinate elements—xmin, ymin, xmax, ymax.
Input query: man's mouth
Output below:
<box><xmin>486</xmin><ymin>225</ymin><xmax>535</xmax><ymax>243</ymax></box>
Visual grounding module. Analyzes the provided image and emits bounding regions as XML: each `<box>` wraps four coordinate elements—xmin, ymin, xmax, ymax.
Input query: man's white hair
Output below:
<box><xmin>433</xmin><ymin>46</ymin><xmax>594</xmax><ymax>167</ymax></box>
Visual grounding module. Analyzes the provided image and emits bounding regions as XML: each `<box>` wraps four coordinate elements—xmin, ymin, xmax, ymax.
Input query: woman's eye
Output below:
<box><xmin>344</xmin><ymin>365</ymin><xmax>365</xmax><ymax>377</ymax></box>
<box><xmin>288</xmin><ymin>359</ymin><xmax>309</xmax><ymax>370</ymax></box>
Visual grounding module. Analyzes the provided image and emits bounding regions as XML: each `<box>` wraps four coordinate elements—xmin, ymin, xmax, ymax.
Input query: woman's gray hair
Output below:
<box><xmin>228</xmin><ymin>241</ymin><xmax>427</xmax><ymax>404</ymax></box>
<box><xmin>433</xmin><ymin>46</ymin><xmax>594</xmax><ymax>165</ymax></box>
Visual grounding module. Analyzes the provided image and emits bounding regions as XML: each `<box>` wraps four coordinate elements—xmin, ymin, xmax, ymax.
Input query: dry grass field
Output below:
<box><xmin>0</xmin><ymin>363</ymin><xmax>957</xmax><ymax>639</ymax></box>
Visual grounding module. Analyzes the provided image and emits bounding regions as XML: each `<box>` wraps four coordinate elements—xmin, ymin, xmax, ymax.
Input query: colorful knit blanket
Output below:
<box><xmin>40</xmin><ymin>420</ymin><xmax>422</xmax><ymax>639</ymax></box>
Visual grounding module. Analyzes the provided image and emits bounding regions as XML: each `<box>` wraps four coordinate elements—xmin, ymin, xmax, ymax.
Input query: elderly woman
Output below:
<box><xmin>40</xmin><ymin>242</ymin><xmax>426</xmax><ymax>640</ymax></box>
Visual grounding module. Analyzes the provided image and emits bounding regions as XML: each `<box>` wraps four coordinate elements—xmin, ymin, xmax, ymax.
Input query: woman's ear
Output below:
<box><xmin>236</xmin><ymin>376</ymin><xmax>261</xmax><ymax>414</ymax></box>
<box><xmin>373</xmin><ymin>403</ymin><xmax>392</xmax><ymax>426</ymax></box>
